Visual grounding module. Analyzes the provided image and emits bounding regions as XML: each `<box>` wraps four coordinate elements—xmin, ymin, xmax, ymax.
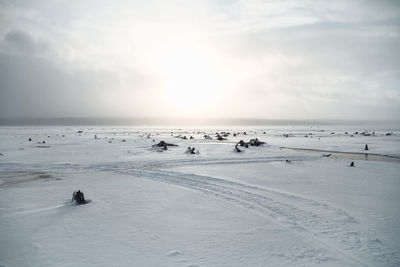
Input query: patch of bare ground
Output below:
<box><xmin>0</xmin><ymin>171</ymin><xmax>60</xmax><ymax>187</ymax></box>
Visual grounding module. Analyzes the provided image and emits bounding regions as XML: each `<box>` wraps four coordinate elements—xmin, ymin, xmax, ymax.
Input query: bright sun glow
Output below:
<box><xmin>158</xmin><ymin>44</ymin><xmax>226</xmax><ymax>113</ymax></box>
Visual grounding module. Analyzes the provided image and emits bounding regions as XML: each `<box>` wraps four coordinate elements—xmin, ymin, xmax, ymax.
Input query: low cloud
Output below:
<box><xmin>0</xmin><ymin>1</ymin><xmax>399</xmax><ymax>120</ymax></box>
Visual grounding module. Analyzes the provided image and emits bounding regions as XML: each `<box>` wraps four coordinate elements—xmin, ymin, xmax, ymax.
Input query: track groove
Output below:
<box><xmin>112</xmin><ymin>167</ymin><xmax>399</xmax><ymax>267</ymax></box>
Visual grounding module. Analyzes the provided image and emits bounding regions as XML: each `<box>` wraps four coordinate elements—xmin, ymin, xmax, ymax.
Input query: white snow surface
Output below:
<box><xmin>0</xmin><ymin>125</ymin><xmax>399</xmax><ymax>266</ymax></box>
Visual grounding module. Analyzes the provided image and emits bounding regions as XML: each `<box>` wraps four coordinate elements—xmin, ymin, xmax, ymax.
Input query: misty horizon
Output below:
<box><xmin>0</xmin><ymin>116</ymin><xmax>399</xmax><ymax>127</ymax></box>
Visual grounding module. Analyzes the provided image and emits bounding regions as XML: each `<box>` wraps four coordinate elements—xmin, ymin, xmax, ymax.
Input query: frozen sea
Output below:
<box><xmin>0</xmin><ymin>123</ymin><xmax>399</xmax><ymax>266</ymax></box>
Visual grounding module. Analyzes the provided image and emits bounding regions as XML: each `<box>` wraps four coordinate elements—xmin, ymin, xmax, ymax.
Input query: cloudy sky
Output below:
<box><xmin>0</xmin><ymin>0</ymin><xmax>399</xmax><ymax>120</ymax></box>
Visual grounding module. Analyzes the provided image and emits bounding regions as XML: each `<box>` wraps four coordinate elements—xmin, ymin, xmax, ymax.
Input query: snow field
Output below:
<box><xmin>0</xmin><ymin>125</ymin><xmax>399</xmax><ymax>266</ymax></box>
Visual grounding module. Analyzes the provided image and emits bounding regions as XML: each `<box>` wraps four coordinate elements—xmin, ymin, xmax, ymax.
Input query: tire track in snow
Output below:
<box><xmin>2</xmin><ymin>157</ymin><xmax>398</xmax><ymax>266</ymax></box>
<box><xmin>113</xmin><ymin>167</ymin><xmax>399</xmax><ymax>267</ymax></box>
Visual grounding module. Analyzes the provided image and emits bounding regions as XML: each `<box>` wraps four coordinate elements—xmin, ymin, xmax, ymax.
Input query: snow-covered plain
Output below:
<box><xmin>0</xmin><ymin>124</ymin><xmax>399</xmax><ymax>266</ymax></box>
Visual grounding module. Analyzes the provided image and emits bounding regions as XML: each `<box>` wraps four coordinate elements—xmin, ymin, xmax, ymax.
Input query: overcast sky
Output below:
<box><xmin>0</xmin><ymin>0</ymin><xmax>399</xmax><ymax>120</ymax></box>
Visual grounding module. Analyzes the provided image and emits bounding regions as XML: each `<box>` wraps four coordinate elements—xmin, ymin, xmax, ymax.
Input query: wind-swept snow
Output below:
<box><xmin>0</xmin><ymin>125</ymin><xmax>399</xmax><ymax>266</ymax></box>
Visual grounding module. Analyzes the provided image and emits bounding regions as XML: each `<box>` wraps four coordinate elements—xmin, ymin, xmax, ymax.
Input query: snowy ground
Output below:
<box><xmin>0</xmin><ymin>125</ymin><xmax>399</xmax><ymax>266</ymax></box>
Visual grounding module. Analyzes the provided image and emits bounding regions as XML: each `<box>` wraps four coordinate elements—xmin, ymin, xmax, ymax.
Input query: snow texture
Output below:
<box><xmin>0</xmin><ymin>125</ymin><xmax>399</xmax><ymax>266</ymax></box>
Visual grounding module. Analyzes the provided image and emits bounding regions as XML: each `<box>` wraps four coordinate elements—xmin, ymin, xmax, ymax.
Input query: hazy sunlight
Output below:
<box><xmin>158</xmin><ymin>44</ymin><xmax>226</xmax><ymax>113</ymax></box>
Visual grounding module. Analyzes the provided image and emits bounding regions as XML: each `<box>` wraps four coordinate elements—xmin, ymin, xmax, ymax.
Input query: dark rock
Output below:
<box><xmin>233</xmin><ymin>145</ymin><xmax>241</xmax><ymax>153</ymax></box>
<box><xmin>72</xmin><ymin>190</ymin><xmax>86</xmax><ymax>205</ymax></box>
<box><xmin>154</xmin><ymin>141</ymin><xmax>178</xmax><ymax>147</ymax></box>
<box><xmin>216</xmin><ymin>134</ymin><xmax>226</xmax><ymax>141</ymax></box>
<box><xmin>204</xmin><ymin>134</ymin><xmax>212</xmax><ymax>140</ymax></box>
<box><xmin>249</xmin><ymin>138</ymin><xmax>265</xmax><ymax>146</ymax></box>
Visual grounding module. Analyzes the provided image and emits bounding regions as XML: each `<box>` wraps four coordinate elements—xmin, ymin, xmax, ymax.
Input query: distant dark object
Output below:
<box><xmin>154</xmin><ymin>141</ymin><xmax>178</xmax><ymax>148</ymax></box>
<box><xmin>360</xmin><ymin>131</ymin><xmax>371</xmax><ymax>136</ymax></box>
<box><xmin>285</xmin><ymin>159</ymin><xmax>291</xmax><ymax>163</ymax></box>
<box><xmin>190</xmin><ymin>136</ymin><xmax>194</xmax><ymax>139</ymax></box>
<box><xmin>0</xmin><ymin>153</ymin><xmax>4</xmax><ymax>156</ymax></box>
<box><xmin>238</xmin><ymin>140</ymin><xmax>248</xmax><ymax>148</ymax></box>
<box><xmin>386</xmin><ymin>132</ymin><xmax>392</xmax><ymax>136</ymax></box>
<box><xmin>350</xmin><ymin>161</ymin><xmax>355</xmax><ymax>167</ymax></box>
<box><xmin>364</xmin><ymin>144</ymin><xmax>369</xmax><ymax>151</ymax></box>
<box><xmin>122</xmin><ymin>139</ymin><xmax>126</xmax><ymax>142</ymax></box>
<box><xmin>72</xmin><ymin>190</ymin><xmax>86</xmax><ymax>205</ymax></box>
<box><xmin>204</xmin><ymin>134</ymin><xmax>212</xmax><ymax>140</ymax></box>
<box><xmin>186</xmin><ymin>146</ymin><xmax>197</xmax><ymax>154</ymax></box>
<box><xmin>249</xmin><ymin>138</ymin><xmax>265</xmax><ymax>146</ymax></box>
<box><xmin>77</xmin><ymin>130</ymin><xmax>83</xmax><ymax>134</ymax></box>
<box><xmin>322</xmin><ymin>153</ymin><xmax>331</xmax><ymax>157</ymax></box>
<box><xmin>237</xmin><ymin>139</ymin><xmax>265</xmax><ymax>147</ymax></box>
<box><xmin>42</xmin><ymin>141</ymin><xmax>46</xmax><ymax>144</ymax></box>
<box><xmin>233</xmin><ymin>144</ymin><xmax>241</xmax><ymax>153</ymax></box>
<box><xmin>94</xmin><ymin>135</ymin><xmax>98</xmax><ymax>139</ymax></box>
<box><xmin>216</xmin><ymin>134</ymin><xmax>226</xmax><ymax>141</ymax></box>
<box><xmin>28</xmin><ymin>138</ymin><xmax>32</xmax><ymax>141</ymax></box>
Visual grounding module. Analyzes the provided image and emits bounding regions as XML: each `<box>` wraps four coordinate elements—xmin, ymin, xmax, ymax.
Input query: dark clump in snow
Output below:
<box><xmin>249</xmin><ymin>138</ymin><xmax>265</xmax><ymax>146</ymax></box>
<box><xmin>238</xmin><ymin>140</ymin><xmax>249</xmax><ymax>148</ymax></box>
<box><xmin>204</xmin><ymin>134</ymin><xmax>212</xmax><ymax>140</ymax></box>
<box><xmin>71</xmin><ymin>190</ymin><xmax>88</xmax><ymax>205</ymax></box>
<box><xmin>185</xmin><ymin>146</ymin><xmax>199</xmax><ymax>154</ymax></box>
<box><xmin>154</xmin><ymin>141</ymin><xmax>178</xmax><ymax>147</ymax></box>
<box><xmin>233</xmin><ymin>144</ymin><xmax>242</xmax><ymax>152</ymax></box>
<box><xmin>216</xmin><ymin>134</ymin><xmax>226</xmax><ymax>141</ymax></box>
<box><xmin>238</xmin><ymin>138</ymin><xmax>266</xmax><ymax>148</ymax></box>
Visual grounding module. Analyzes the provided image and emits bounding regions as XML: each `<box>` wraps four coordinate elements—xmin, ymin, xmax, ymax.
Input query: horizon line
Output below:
<box><xmin>0</xmin><ymin>117</ymin><xmax>399</xmax><ymax>126</ymax></box>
